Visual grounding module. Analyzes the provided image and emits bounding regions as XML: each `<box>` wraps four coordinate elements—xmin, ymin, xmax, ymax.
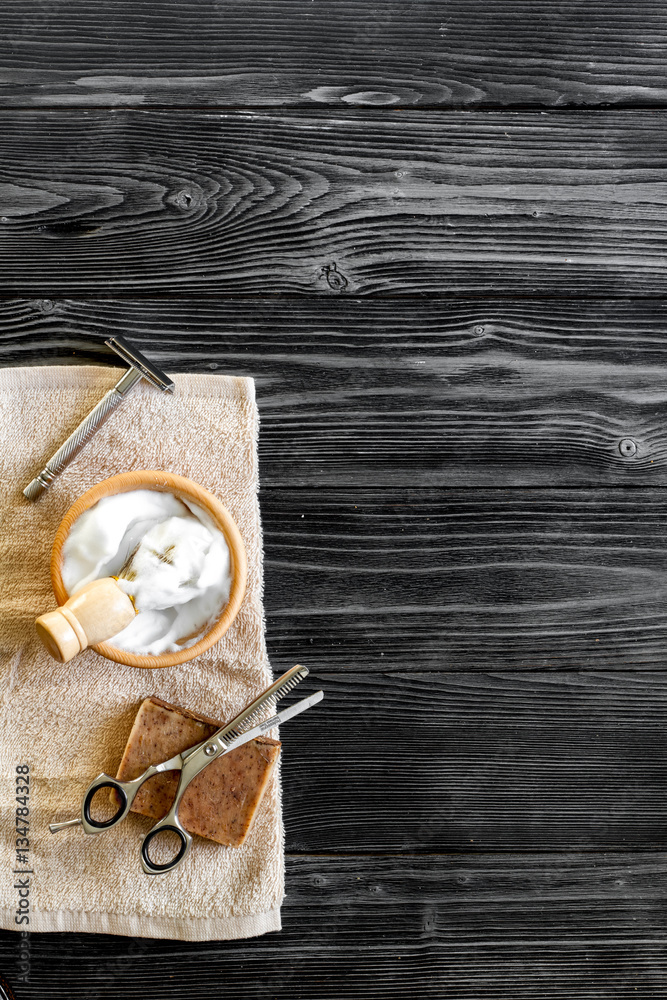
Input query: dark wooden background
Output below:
<box><xmin>2</xmin><ymin>3</ymin><xmax>667</xmax><ymax>997</ymax></box>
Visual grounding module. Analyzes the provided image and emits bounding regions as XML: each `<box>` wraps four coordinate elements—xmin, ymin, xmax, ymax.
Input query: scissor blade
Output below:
<box><xmin>217</xmin><ymin>664</ymin><xmax>309</xmax><ymax>744</ymax></box>
<box><xmin>224</xmin><ymin>690</ymin><xmax>324</xmax><ymax>752</ymax></box>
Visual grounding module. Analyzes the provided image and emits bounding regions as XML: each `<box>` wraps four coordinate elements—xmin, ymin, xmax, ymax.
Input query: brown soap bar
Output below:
<box><xmin>114</xmin><ymin>696</ymin><xmax>280</xmax><ymax>847</ymax></box>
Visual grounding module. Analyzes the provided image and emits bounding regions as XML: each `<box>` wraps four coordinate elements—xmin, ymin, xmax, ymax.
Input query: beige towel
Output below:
<box><xmin>0</xmin><ymin>365</ymin><xmax>283</xmax><ymax>941</ymax></box>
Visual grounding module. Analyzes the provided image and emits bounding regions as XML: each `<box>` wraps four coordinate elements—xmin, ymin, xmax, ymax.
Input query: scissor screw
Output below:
<box><xmin>204</xmin><ymin>744</ymin><xmax>217</xmax><ymax>757</ymax></box>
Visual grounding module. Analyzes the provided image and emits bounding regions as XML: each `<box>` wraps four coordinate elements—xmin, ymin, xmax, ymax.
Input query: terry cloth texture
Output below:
<box><xmin>0</xmin><ymin>366</ymin><xmax>283</xmax><ymax>941</ymax></box>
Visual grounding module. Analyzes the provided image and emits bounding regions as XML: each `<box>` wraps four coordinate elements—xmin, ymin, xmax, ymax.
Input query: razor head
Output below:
<box><xmin>106</xmin><ymin>336</ymin><xmax>175</xmax><ymax>393</ymax></box>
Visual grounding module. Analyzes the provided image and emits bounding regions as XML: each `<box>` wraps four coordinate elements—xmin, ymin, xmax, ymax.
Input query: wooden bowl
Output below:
<box><xmin>50</xmin><ymin>471</ymin><xmax>247</xmax><ymax>669</ymax></box>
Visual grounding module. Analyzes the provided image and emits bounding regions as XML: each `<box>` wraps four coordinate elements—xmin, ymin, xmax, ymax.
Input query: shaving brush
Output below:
<box><xmin>36</xmin><ymin>577</ymin><xmax>136</xmax><ymax>663</ymax></box>
<box><xmin>36</xmin><ymin>516</ymin><xmax>213</xmax><ymax>663</ymax></box>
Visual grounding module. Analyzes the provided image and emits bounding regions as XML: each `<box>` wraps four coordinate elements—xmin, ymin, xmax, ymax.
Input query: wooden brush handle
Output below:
<box><xmin>35</xmin><ymin>578</ymin><xmax>136</xmax><ymax>663</ymax></box>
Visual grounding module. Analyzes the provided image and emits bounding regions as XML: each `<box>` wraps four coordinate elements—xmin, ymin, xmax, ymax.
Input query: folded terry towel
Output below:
<box><xmin>0</xmin><ymin>365</ymin><xmax>283</xmax><ymax>941</ymax></box>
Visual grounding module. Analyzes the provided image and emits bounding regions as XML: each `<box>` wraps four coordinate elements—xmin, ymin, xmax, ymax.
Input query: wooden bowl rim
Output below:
<box><xmin>50</xmin><ymin>471</ymin><xmax>248</xmax><ymax>669</ymax></box>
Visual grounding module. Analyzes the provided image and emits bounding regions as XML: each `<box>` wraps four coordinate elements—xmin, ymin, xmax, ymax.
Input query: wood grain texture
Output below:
<box><xmin>280</xmin><ymin>671</ymin><xmax>667</xmax><ymax>850</ymax></box>
<box><xmin>4</xmin><ymin>297</ymin><xmax>667</xmax><ymax>487</ymax></box>
<box><xmin>262</xmin><ymin>488</ymin><xmax>667</xmax><ymax>671</ymax></box>
<box><xmin>2</xmin><ymin>854</ymin><xmax>667</xmax><ymax>998</ymax></box>
<box><xmin>2</xmin><ymin>1</ymin><xmax>667</xmax><ymax>109</ymax></box>
<box><xmin>3</xmin><ymin>111</ymin><xmax>667</xmax><ymax>295</ymax></box>
<box><xmin>1</xmin><ymin>2</ymin><xmax>664</xmax><ymax>995</ymax></box>
<box><xmin>7</xmin><ymin>305</ymin><xmax>667</xmax><ymax>666</ymax></box>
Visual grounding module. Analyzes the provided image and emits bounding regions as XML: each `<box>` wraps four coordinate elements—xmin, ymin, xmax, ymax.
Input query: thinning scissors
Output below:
<box><xmin>50</xmin><ymin>664</ymin><xmax>323</xmax><ymax>875</ymax></box>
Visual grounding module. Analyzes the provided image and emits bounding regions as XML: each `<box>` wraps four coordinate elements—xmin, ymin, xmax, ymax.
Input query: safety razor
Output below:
<box><xmin>23</xmin><ymin>336</ymin><xmax>174</xmax><ymax>501</ymax></box>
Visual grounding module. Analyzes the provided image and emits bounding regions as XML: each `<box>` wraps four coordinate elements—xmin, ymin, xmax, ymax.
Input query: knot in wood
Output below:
<box><xmin>168</xmin><ymin>188</ymin><xmax>198</xmax><ymax>212</ymax></box>
<box><xmin>319</xmin><ymin>263</ymin><xmax>348</xmax><ymax>292</ymax></box>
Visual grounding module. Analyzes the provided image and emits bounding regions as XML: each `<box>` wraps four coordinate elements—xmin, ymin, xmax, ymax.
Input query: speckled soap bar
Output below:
<box><xmin>114</xmin><ymin>696</ymin><xmax>281</xmax><ymax>847</ymax></box>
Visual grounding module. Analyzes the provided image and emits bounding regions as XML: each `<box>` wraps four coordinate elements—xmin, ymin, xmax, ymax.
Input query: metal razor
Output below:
<box><xmin>23</xmin><ymin>336</ymin><xmax>175</xmax><ymax>501</ymax></box>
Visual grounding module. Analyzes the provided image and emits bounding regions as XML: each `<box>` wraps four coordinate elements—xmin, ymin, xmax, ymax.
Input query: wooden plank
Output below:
<box><xmin>2</xmin><ymin>854</ymin><xmax>667</xmax><ymax>998</ymax></box>
<box><xmin>262</xmin><ymin>486</ymin><xmax>667</xmax><ymax>671</ymax></box>
<box><xmin>2</xmin><ymin>111</ymin><xmax>667</xmax><ymax>296</ymax></box>
<box><xmin>3</xmin><ymin>297</ymin><xmax>667</xmax><ymax>487</ymax></box>
<box><xmin>5</xmin><ymin>301</ymin><xmax>667</xmax><ymax>664</ymax></box>
<box><xmin>281</xmin><ymin>671</ymin><xmax>667</xmax><ymax>850</ymax></box>
<box><xmin>2</xmin><ymin>1</ymin><xmax>667</xmax><ymax>109</ymax></box>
